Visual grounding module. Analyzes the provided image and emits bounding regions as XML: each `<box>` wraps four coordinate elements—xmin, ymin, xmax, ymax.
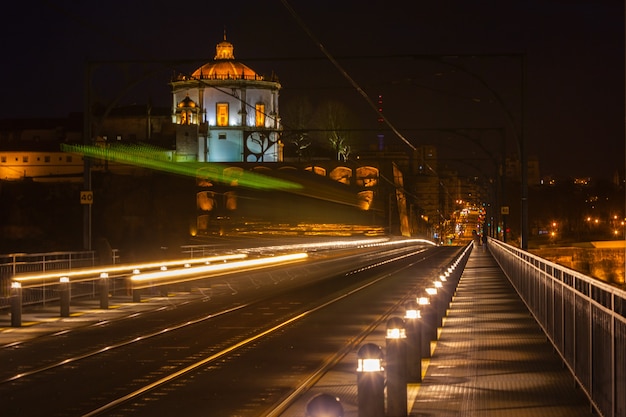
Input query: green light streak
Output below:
<box><xmin>61</xmin><ymin>143</ymin><xmax>302</xmax><ymax>190</ymax></box>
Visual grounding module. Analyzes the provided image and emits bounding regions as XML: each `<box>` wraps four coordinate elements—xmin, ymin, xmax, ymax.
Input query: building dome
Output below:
<box><xmin>177</xmin><ymin>94</ymin><xmax>197</xmax><ymax>108</ymax></box>
<box><xmin>191</xmin><ymin>36</ymin><xmax>261</xmax><ymax>81</ymax></box>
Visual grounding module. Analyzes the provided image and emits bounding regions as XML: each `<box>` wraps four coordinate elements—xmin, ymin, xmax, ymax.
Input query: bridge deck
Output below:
<box><xmin>280</xmin><ymin>245</ymin><xmax>594</xmax><ymax>417</ymax></box>
<box><xmin>408</xmin><ymin>245</ymin><xmax>592</xmax><ymax>416</ymax></box>
<box><xmin>0</xmin><ymin>246</ymin><xmax>595</xmax><ymax>416</ymax></box>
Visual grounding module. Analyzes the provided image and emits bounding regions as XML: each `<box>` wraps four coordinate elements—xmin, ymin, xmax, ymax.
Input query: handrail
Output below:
<box><xmin>488</xmin><ymin>237</ymin><xmax>626</xmax><ymax>417</ymax></box>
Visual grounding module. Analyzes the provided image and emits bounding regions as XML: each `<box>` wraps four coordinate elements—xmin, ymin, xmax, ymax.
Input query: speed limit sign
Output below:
<box><xmin>80</xmin><ymin>191</ymin><xmax>93</xmax><ymax>205</ymax></box>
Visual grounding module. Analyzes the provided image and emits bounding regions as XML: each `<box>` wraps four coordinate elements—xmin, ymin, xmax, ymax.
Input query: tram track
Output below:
<box><xmin>0</xmin><ymin>243</ymin><xmax>457</xmax><ymax>417</ymax></box>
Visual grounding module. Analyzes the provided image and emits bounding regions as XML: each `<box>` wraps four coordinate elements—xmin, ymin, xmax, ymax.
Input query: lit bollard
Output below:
<box><xmin>404</xmin><ymin>300</ymin><xmax>422</xmax><ymax>382</ymax></box>
<box><xmin>433</xmin><ymin>279</ymin><xmax>445</xmax><ymax>326</ymax></box>
<box><xmin>438</xmin><ymin>273</ymin><xmax>450</xmax><ymax>299</ymax></box>
<box><xmin>418</xmin><ymin>294</ymin><xmax>432</xmax><ymax>358</ymax></box>
<box><xmin>425</xmin><ymin>287</ymin><xmax>439</xmax><ymax>341</ymax></box>
<box><xmin>10</xmin><ymin>281</ymin><xmax>22</xmax><ymax>327</ymax></box>
<box><xmin>99</xmin><ymin>272</ymin><xmax>109</xmax><ymax>309</ymax></box>
<box><xmin>386</xmin><ymin>317</ymin><xmax>407</xmax><ymax>417</ymax></box>
<box><xmin>60</xmin><ymin>276</ymin><xmax>70</xmax><ymax>317</ymax></box>
<box><xmin>356</xmin><ymin>343</ymin><xmax>385</xmax><ymax>417</ymax></box>
<box><xmin>132</xmin><ymin>269</ymin><xmax>141</xmax><ymax>303</ymax></box>
<box><xmin>305</xmin><ymin>393</ymin><xmax>344</xmax><ymax>417</ymax></box>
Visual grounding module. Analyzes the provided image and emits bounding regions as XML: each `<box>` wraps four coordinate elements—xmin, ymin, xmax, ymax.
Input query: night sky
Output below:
<box><xmin>1</xmin><ymin>0</ymin><xmax>623</xmax><ymax>180</ymax></box>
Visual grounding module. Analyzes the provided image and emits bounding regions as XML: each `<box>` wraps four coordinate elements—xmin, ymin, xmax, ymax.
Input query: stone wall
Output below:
<box><xmin>530</xmin><ymin>246</ymin><xmax>625</xmax><ymax>287</ymax></box>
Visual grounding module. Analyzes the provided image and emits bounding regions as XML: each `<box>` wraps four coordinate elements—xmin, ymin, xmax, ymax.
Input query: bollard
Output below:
<box><xmin>386</xmin><ymin>317</ymin><xmax>408</xmax><ymax>417</ymax></box>
<box><xmin>425</xmin><ymin>287</ymin><xmax>439</xmax><ymax>341</ymax></box>
<box><xmin>305</xmin><ymin>393</ymin><xmax>344</xmax><ymax>417</ymax></box>
<box><xmin>433</xmin><ymin>279</ymin><xmax>446</xmax><ymax>326</ymax></box>
<box><xmin>356</xmin><ymin>343</ymin><xmax>385</xmax><ymax>417</ymax></box>
<box><xmin>404</xmin><ymin>300</ymin><xmax>422</xmax><ymax>382</ymax></box>
<box><xmin>131</xmin><ymin>269</ymin><xmax>141</xmax><ymax>302</ymax></box>
<box><xmin>60</xmin><ymin>277</ymin><xmax>71</xmax><ymax>317</ymax></box>
<box><xmin>438</xmin><ymin>273</ymin><xmax>452</xmax><ymax>309</ymax></box>
<box><xmin>10</xmin><ymin>282</ymin><xmax>22</xmax><ymax>327</ymax></box>
<box><xmin>418</xmin><ymin>295</ymin><xmax>432</xmax><ymax>357</ymax></box>
<box><xmin>99</xmin><ymin>273</ymin><xmax>109</xmax><ymax>309</ymax></box>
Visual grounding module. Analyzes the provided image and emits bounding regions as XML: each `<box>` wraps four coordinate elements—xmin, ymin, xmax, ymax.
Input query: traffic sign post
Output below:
<box><xmin>80</xmin><ymin>191</ymin><xmax>93</xmax><ymax>205</ymax></box>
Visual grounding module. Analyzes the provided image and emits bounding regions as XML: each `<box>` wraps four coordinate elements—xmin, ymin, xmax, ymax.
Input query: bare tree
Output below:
<box><xmin>319</xmin><ymin>100</ymin><xmax>354</xmax><ymax>161</ymax></box>
<box><xmin>281</xmin><ymin>96</ymin><xmax>314</xmax><ymax>161</ymax></box>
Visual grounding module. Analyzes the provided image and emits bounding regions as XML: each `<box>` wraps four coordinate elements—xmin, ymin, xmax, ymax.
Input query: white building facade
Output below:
<box><xmin>170</xmin><ymin>36</ymin><xmax>283</xmax><ymax>163</ymax></box>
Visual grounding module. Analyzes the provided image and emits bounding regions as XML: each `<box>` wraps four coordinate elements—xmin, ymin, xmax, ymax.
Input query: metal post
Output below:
<box><xmin>99</xmin><ymin>273</ymin><xmax>109</xmax><ymax>309</ymax></box>
<box><xmin>10</xmin><ymin>282</ymin><xmax>22</xmax><ymax>327</ymax></box>
<box><xmin>404</xmin><ymin>300</ymin><xmax>422</xmax><ymax>382</ymax></box>
<box><xmin>60</xmin><ymin>277</ymin><xmax>70</xmax><ymax>317</ymax></box>
<box><xmin>356</xmin><ymin>343</ymin><xmax>385</xmax><ymax>417</ymax></box>
<box><xmin>425</xmin><ymin>287</ymin><xmax>439</xmax><ymax>340</ymax></box>
<box><xmin>418</xmin><ymin>295</ymin><xmax>432</xmax><ymax>358</ymax></box>
<box><xmin>83</xmin><ymin>60</ymin><xmax>93</xmax><ymax>251</ymax></box>
<box><xmin>131</xmin><ymin>270</ymin><xmax>141</xmax><ymax>302</ymax></box>
<box><xmin>386</xmin><ymin>317</ymin><xmax>408</xmax><ymax>417</ymax></box>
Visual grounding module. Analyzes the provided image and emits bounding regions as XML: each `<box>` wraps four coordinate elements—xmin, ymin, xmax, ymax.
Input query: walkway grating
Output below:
<box><xmin>410</xmin><ymin>246</ymin><xmax>593</xmax><ymax>416</ymax></box>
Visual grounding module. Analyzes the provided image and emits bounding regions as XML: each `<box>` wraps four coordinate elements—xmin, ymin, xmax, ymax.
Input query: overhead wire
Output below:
<box><xmin>279</xmin><ymin>0</ymin><xmax>416</xmax><ymax>152</ymax></box>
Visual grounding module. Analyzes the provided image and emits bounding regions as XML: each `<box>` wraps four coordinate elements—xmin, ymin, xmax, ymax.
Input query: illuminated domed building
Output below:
<box><xmin>170</xmin><ymin>35</ymin><xmax>282</xmax><ymax>162</ymax></box>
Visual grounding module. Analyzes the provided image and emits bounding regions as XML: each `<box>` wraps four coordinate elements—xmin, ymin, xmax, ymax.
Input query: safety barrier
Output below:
<box><xmin>0</xmin><ymin>251</ymin><xmax>100</xmax><ymax>306</ymax></box>
<box><xmin>489</xmin><ymin>237</ymin><xmax>626</xmax><ymax>417</ymax></box>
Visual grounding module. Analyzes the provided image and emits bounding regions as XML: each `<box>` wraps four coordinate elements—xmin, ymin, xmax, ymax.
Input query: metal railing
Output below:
<box><xmin>0</xmin><ymin>251</ymin><xmax>98</xmax><ymax>305</ymax></box>
<box><xmin>0</xmin><ymin>250</ymin><xmax>122</xmax><ymax>307</ymax></box>
<box><xmin>489</xmin><ymin>237</ymin><xmax>626</xmax><ymax>417</ymax></box>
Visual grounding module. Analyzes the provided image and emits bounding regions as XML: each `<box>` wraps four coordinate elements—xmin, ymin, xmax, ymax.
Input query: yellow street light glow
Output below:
<box><xmin>434</xmin><ymin>281</ymin><xmax>443</xmax><ymax>288</ymax></box>
<box><xmin>130</xmin><ymin>253</ymin><xmax>308</xmax><ymax>283</ymax></box>
<box><xmin>13</xmin><ymin>254</ymin><xmax>247</xmax><ymax>283</ymax></box>
<box><xmin>425</xmin><ymin>287</ymin><xmax>437</xmax><ymax>295</ymax></box>
<box><xmin>357</xmin><ymin>358</ymin><xmax>384</xmax><ymax>373</ymax></box>
<box><xmin>11</xmin><ymin>282</ymin><xmax>21</xmax><ymax>289</ymax></box>
<box><xmin>100</xmin><ymin>273</ymin><xmax>109</xmax><ymax>278</ymax></box>
<box><xmin>60</xmin><ymin>277</ymin><xmax>70</xmax><ymax>283</ymax></box>
<box><xmin>418</xmin><ymin>296</ymin><xmax>430</xmax><ymax>305</ymax></box>
<box><xmin>386</xmin><ymin>328</ymin><xmax>407</xmax><ymax>339</ymax></box>
<box><xmin>405</xmin><ymin>309</ymin><xmax>419</xmax><ymax>319</ymax></box>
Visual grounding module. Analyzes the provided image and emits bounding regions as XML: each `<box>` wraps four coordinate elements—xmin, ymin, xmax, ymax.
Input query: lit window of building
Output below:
<box><xmin>217</xmin><ymin>103</ymin><xmax>229</xmax><ymax>126</ymax></box>
<box><xmin>255</xmin><ymin>103</ymin><xmax>265</xmax><ymax>127</ymax></box>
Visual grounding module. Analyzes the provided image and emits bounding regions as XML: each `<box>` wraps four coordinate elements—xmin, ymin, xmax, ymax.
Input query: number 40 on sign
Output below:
<box><xmin>80</xmin><ymin>191</ymin><xmax>93</xmax><ymax>205</ymax></box>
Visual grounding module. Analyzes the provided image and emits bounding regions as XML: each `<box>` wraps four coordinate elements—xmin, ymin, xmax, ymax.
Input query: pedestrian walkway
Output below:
<box><xmin>409</xmin><ymin>246</ymin><xmax>592</xmax><ymax>416</ymax></box>
<box><xmin>278</xmin><ymin>246</ymin><xmax>594</xmax><ymax>417</ymax></box>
